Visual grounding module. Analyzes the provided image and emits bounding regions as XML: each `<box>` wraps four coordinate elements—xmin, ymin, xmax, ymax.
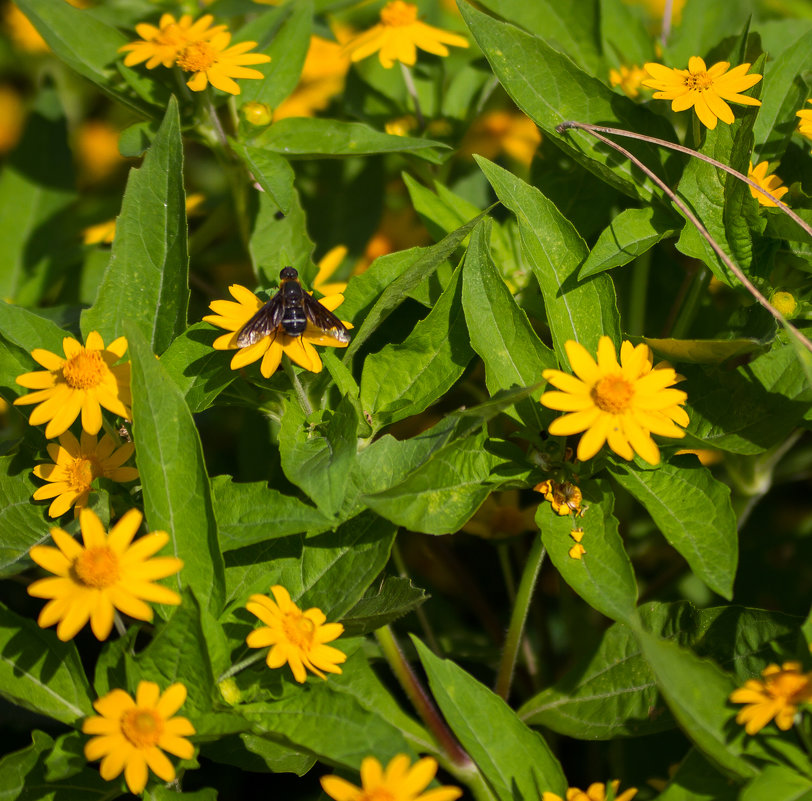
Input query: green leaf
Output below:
<box><xmin>44</xmin><ymin>732</ymin><xmax>87</xmax><ymax>782</ymax></box>
<box><xmin>415</xmin><ymin>638</ymin><xmax>567</xmax><ymax>800</ymax></box>
<box><xmin>230</xmin><ymin>141</ymin><xmax>295</xmax><ymax>214</ymax></box>
<box><xmin>223</xmin><ymin>734</ymin><xmax>315</xmax><ymax>775</ymax></box>
<box><xmin>0</xmin><ymin>88</ymin><xmax>76</xmax><ymax>305</ymax></box>
<box><xmin>0</xmin><ymin>302</ymin><xmax>70</xmax><ymax>358</ymax></box>
<box><xmin>223</xmin><ymin>511</ymin><xmax>397</xmax><ymax>620</ymax></box>
<box><xmin>362</xmin><ymin>428</ymin><xmax>508</xmax><ymax>535</ymax></box>
<box><xmin>538</xmin><ymin>478</ymin><xmax>638</xmax><ymax>623</ymax></box>
<box><xmin>146</xmin><ymin>789</ymin><xmax>218</xmax><ymax>801</ymax></box>
<box><xmin>252</xmin><ymin>118</ymin><xmax>449</xmax><ymax>164</ymax></box>
<box><xmin>461</xmin><ymin>219</ymin><xmax>555</xmax><ymax>429</ymax></box>
<box><xmin>0</xmin><ymin>454</ymin><xmax>50</xmax><ymax>578</ymax></box>
<box><xmin>340</xmin><ymin>577</ymin><xmax>429</xmax><ymax>637</ymax></box>
<box><xmin>459</xmin><ymin>2</ymin><xmax>678</xmax><ymax>201</ymax></box>
<box><xmin>644</xmin><ymin>337</ymin><xmax>767</xmax><ymax>364</ymax></box>
<box><xmin>278</xmin><ymin>396</ymin><xmax>358</xmax><ymax>518</ymax></box>
<box><xmin>600</xmin><ymin>0</ymin><xmax>657</xmax><ymax>68</ymax></box>
<box><xmin>82</xmin><ymin>98</ymin><xmax>189</xmax><ymax>353</ymax></box>
<box><xmin>579</xmin><ymin>206</ymin><xmax>680</xmax><ymax>278</ymax></box>
<box><xmin>683</xmin><ymin>341</ymin><xmax>812</xmax><ymax>454</ymax></box>
<box><xmin>608</xmin><ymin>456</ymin><xmax>737</xmax><ymax>599</ymax></box>
<box><xmin>126</xmin><ymin>322</ymin><xmax>225</xmax><ymax>615</ymax></box>
<box><xmin>0</xmin><ymin>602</ymin><xmax>93</xmax><ymax>725</ymax></box>
<box><xmin>740</xmin><ymin>766</ymin><xmax>812</xmax><ymax>801</ymax></box>
<box><xmin>344</xmin><ymin>214</ymin><xmax>484</xmax><ymax>361</ymax></box>
<box><xmin>753</xmin><ymin>29</ymin><xmax>812</xmax><ymax>164</ymax></box>
<box><xmin>159</xmin><ymin>323</ymin><xmax>236</xmax><ymax>413</ymax></box>
<box><xmin>654</xmin><ymin>748</ymin><xmax>738</xmax><ymax>801</ymax></box>
<box><xmin>238</xmin><ymin>0</ymin><xmax>313</xmax><ymax>108</ymax></box>
<box><xmin>360</xmin><ymin>259</ymin><xmax>473</xmax><ymax>430</ymax></box>
<box><xmin>634</xmin><ymin>627</ymin><xmax>758</xmax><ymax>781</ymax></box>
<box><xmin>476</xmin><ymin>157</ymin><xmax>622</xmax><ymax>366</ymax></box>
<box><xmin>212</xmin><ymin>475</ymin><xmax>333</xmax><ymax>550</ymax></box>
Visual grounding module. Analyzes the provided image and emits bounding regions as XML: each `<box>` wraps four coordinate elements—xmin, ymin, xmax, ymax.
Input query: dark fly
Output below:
<box><xmin>236</xmin><ymin>267</ymin><xmax>350</xmax><ymax>348</ymax></box>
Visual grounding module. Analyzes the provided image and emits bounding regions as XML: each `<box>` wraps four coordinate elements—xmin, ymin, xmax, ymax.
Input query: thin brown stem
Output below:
<box><xmin>557</xmin><ymin>120</ymin><xmax>812</xmax><ymax>354</ymax></box>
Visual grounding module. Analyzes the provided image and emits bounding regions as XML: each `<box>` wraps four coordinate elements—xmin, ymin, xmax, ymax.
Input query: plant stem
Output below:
<box><xmin>282</xmin><ymin>355</ymin><xmax>313</xmax><ymax>415</ymax></box>
<box><xmin>627</xmin><ymin>249</ymin><xmax>651</xmax><ymax>336</ymax></box>
<box><xmin>494</xmin><ymin>534</ymin><xmax>546</xmax><ymax>701</ymax></box>
<box><xmin>670</xmin><ymin>264</ymin><xmax>710</xmax><ymax>339</ymax></box>
<box><xmin>391</xmin><ymin>541</ymin><xmax>443</xmax><ymax>654</ymax></box>
<box><xmin>400</xmin><ymin>62</ymin><xmax>425</xmax><ymax>130</ymax></box>
<box><xmin>660</xmin><ymin>0</ymin><xmax>674</xmax><ymax>46</ymax></box>
<box><xmin>375</xmin><ymin>625</ymin><xmax>470</xmax><ymax>768</ymax></box>
<box><xmin>218</xmin><ymin>649</ymin><xmax>265</xmax><ymax>683</ymax></box>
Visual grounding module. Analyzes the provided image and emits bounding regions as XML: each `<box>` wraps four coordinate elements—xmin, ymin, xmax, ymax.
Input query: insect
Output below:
<box><xmin>236</xmin><ymin>267</ymin><xmax>350</xmax><ymax>348</ymax></box>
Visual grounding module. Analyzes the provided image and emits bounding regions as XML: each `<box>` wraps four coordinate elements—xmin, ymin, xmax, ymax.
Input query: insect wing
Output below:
<box><xmin>236</xmin><ymin>294</ymin><xmax>285</xmax><ymax>347</ymax></box>
<box><xmin>302</xmin><ymin>293</ymin><xmax>350</xmax><ymax>343</ymax></box>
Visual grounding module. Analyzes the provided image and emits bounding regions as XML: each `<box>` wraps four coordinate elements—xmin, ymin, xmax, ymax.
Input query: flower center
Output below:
<box><xmin>73</xmin><ymin>546</ymin><xmax>120</xmax><ymax>588</ymax></box>
<box><xmin>359</xmin><ymin>791</ymin><xmax>396</xmax><ymax>801</ymax></box>
<box><xmin>381</xmin><ymin>1</ymin><xmax>418</xmax><ymax>26</ymax></box>
<box><xmin>120</xmin><ymin>708</ymin><xmax>164</xmax><ymax>749</ymax></box>
<box><xmin>591</xmin><ymin>374</ymin><xmax>634</xmax><ymax>414</ymax></box>
<box><xmin>282</xmin><ymin>612</ymin><xmax>316</xmax><ymax>649</ymax></box>
<box><xmin>62</xmin><ymin>350</ymin><xmax>106</xmax><ymax>390</ymax></box>
<box><xmin>65</xmin><ymin>456</ymin><xmax>99</xmax><ymax>492</ymax></box>
<box><xmin>767</xmin><ymin>671</ymin><xmax>812</xmax><ymax>704</ymax></box>
<box><xmin>177</xmin><ymin>41</ymin><xmax>217</xmax><ymax>72</ymax></box>
<box><xmin>684</xmin><ymin>70</ymin><xmax>714</xmax><ymax>92</ymax></box>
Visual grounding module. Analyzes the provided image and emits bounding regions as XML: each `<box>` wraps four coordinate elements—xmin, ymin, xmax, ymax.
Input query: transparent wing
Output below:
<box><xmin>236</xmin><ymin>295</ymin><xmax>284</xmax><ymax>347</ymax></box>
<box><xmin>302</xmin><ymin>294</ymin><xmax>350</xmax><ymax>343</ymax></box>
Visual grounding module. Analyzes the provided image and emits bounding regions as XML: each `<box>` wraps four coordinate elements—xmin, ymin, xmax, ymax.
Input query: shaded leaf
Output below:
<box><xmin>340</xmin><ymin>577</ymin><xmax>429</xmax><ymax>637</ymax></box>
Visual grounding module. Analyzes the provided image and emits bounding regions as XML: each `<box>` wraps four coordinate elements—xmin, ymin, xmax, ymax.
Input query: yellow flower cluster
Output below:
<box><xmin>119</xmin><ymin>13</ymin><xmax>270</xmax><ymax>95</ymax></box>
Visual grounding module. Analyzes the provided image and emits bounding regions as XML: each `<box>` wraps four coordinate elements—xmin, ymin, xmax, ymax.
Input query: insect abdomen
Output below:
<box><xmin>280</xmin><ymin>281</ymin><xmax>307</xmax><ymax>335</ymax></box>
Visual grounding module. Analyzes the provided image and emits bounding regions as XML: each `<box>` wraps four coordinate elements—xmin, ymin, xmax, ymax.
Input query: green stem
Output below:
<box><xmin>627</xmin><ymin>249</ymin><xmax>651</xmax><ymax>337</ymax></box>
<box><xmin>375</xmin><ymin>626</ymin><xmax>470</xmax><ymax>768</ymax></box>
<box><xmin>391</xmin><ymin>542</ymin><xmax>442</xmax><ymax>654</ymax></box>
<box><xmin>670</xmin><ymin>264</ymin><xmax>710</xmax><ymax>339</ymax></box>
<box><xmin>282</xmin><ymin>355</ymin><xmax>313</xmax><ymax>415</ymax></box>
<box><xmin>217</xmin><ymin>649</ymin><xmax>265</xmax><ymax>683</ymax></box>
<box><xmin>400</xmin><ymin>62</ymin><xmax>425</xmax><ymax>131</ymax></box>
<box><xmin>494</xmin><ymin>534</ymin><xmax>546</xmax><ymax>701</ymax></box>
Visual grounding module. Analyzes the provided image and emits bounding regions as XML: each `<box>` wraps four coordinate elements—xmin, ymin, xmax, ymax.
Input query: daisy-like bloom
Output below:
<box><xmin>797</xmin><ymin>100</ymin><xmax>812</xmax><ymax>143</ymax></box>
<box><xmin>543</xmin><ymin>781</ymin><xmax>637</xmax><ymax>801</ymax></box>
<box><xmin>463</xmin><ymin>490</ymin><xmax>537</xmax><ymax>539</ymax></box>
<box><xmin>533</xmin><ymin>480</ymin><xmax>584</xmax><ymax>517</ymax></box>
<box><xmin>32</xmin><ymin>430</ymin><xmax>138</xmax><ymax>518</ymax></box>
<box><xmin>176</xmin><ymin>31</ymin><xmax>270</xmax><ymax>95</ymax></box>
<box><xmin>729</xmin><ymin>662</ymin><xmax>812</xmax><ymax>735</ymax></box>
<box><xmin>14</xmin><ymin>332</ymin><xmax>131</xmax><ymax>439</ymax></box>
<box><xmin>748</xmin><ymin>161</ymin><xmax>788</xmax><ymax>207</ymax></box>
<box><xmin>569</xmin><ymin>529</ymin><xmax>586</xmax><ymax>560</ymax></box>
<box><xmin>27</xmin><ymin>508</ymin><xmax>182</xmax><ymax>641</ymax></box>
<box><xmin>343</xmin><ymin>1</ymin><xmax>468</xmax><ymax>70</ymax></box>
<box><xmin>642</xmin><ymin>57</ymin><xmax>761</xmax><ymax>130</ymax></box>
<box><xmin>460</xmin><ymin>110</ymin><xmax>542</xmax><ymax>167</ymax></box>
<box><xmin>246</xmin><ymin>585</ymin><xmax>346</xmax><ymax>683</ymax></box>
<box><xmin>321</xmin><ymin>754</ymin><xmax>462</xmax><ymax>801</ymax></box>
<box><xmin>609</xmin><ymin>64</ymin><xmax>649</xmax><ymax>99</ymax></box>
<box><xmin>540</xmin><ymin>337</ymin><xmax>689</xmax><ymax>466</ymax></box>
<box><xmin>83</xmin><ymin>681</ymin><xmax>195</xmax><ymax>794</ymax></box>
<box><xmin>313</xmin><ymin>245</ymin><xmax>350</xmax><ymax>295</ymax></box>
<box><xmin>202</xmin><ymin>283</ymin><xmax>351</xmax><ymax>377</ymax></box>
<box><xmin>119</xmin><ymin>13</ymin><xmax>225</xmax><ymax>69</ymax></box>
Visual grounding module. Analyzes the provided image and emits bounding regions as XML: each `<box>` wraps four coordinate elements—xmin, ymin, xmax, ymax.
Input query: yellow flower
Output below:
<box><xmin>176</xmin><ymin>31</ymin><xmax>270</xmax><ymax>95</ymax></box>
<box><xmin>542</xmin><ymin>780</ymin><xmax>637</xmax><ymax>801</ymax></box>
<box><xmin>533</xmin><ymin>480</ymin><xmax>584</xmax><ymax>517</ymax></box>
<box><xmin>83</xmin><ymin>681</ymin><xmax>195</xmax><ymax>794</ymax></box>
<box><xmin>609</xmin><ymin>64</ymin><xmax>649</xmax><ymax>99</ymax></box>
<box><xmin>460</xmin><ymin>110</ymin><xmax>542</xmax><ymax>167</ymax></box>
<box><xmin>76</xmin><ymin>120</ymin><xmax>126</xmax><ymax>184</ymax></box>
<box><xmin>245</xmin><ymin>585</ymin><xmax>346</xmax><ymax>683</ymax></box>
<box><xmin>14</xmin><ymin>331</ymin><xmax>131</xmax><ymax>439</ymax></box>
<box><xmin>463</xmin><ymin>490</ymin><xmax>537</xmax><ymax>539</ymax></box>
<box><xmin>32</xmin><ymin>430</ymin><xmax>138</xmax><ymax>518</ymax></box>
<box><xmin>748</xmin><ymin>161</ymin><xmax>788</xmax><ymax>207</ymax></box>
<box><xmin>202</xmin><ymin>283</ymin><xmax>350</xmax><ymax>377</ymax></box>
<box><xmin>729</xmin><ymin>661</ymin><xmax>812</xmax><ymax>735</ymax></box>
<box><xmin>119</xmin><ymin>13</ymin><xmax>225</xmax><ymax>69</ymax></box>
<box><xmin>0</xmin><ymin>85</ymin><xmax>25</xmax><ymax>154</ymax></box>
<box><xmin>313</xmin><ymin>245</ymin><xmax>350</xmax><ymax>295</ymax></box>
<box><xmin>540</xmin><ymin>337</ymin><xmax>689</xmax><ymax>466</ymax></box>
<box><xmin>642</xmin><ymin>57</ymin><xmax>761</xmax><ymax>130</ymax></box>
<box><xmin>321</xmin><ymin>754</ymin><xmax>463</xmax><ymax>801</ymax></box>
<box><xmin>797</xmin><ymin>100</ymin><xmax>812</xmax><ymax>142</ymax></box>
<box><xmin>27</xmin><ymin>508</ymin><xmax>182</xmax><ymax>641</ymax></box>
<box><xmin>4</xmin><ymin>2</ymin><xmax>48</xmax><ymax>52</ymax></box>
<box><xmin>385</xmin><ymin>114</ymin><xmax>418</xmax><ymax>137</ymax></box>
<box><xmin>274</xmin><ymin>34</ymin><xmax>350</xmax><ymax>120</ymax></box>
<box><xmin>771</xmin><ymin>291</ymin><xmax>797</xmax><ymax>318</ymax></box>
<box><xmin>343</xmin><ymin>1</ymin><xmax>468</xmax><ymax>69</ymax></box>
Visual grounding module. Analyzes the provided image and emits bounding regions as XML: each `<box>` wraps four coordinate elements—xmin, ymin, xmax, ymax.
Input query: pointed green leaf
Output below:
<box><xmin>126</xmin><ymin>322</ymin><xmax>225</xmax><ymax>614</ymax></box>
<box><xmin>415</xmin><ymin>638</ymin><xmax>567</xmax><ymax>800</ymax></box>
<box><xmin>82</xmin><ymin>99</ymin><xmax>188</xmax><ymax>353</ymax></box>
<box><xmin>654</xmin><ymin>748</ymin><xmax>738</xmax><ymax>801</ymax></box>
<box><xmin>608</xmin><ymin>456</ymin><xmax>737</xmax><ymax>599</ymax></box>
<box><xmin>644</xmin><ymin>337</ymin><xmax>766</xmax><ymax>364</ymax></box>
<box><xmin>477</xmin><ymin>157</ymin><xmax>622</xmax><ymax>366</ymax></box>
<box><xmin>230</xmin><ymin>142</ymin><xmax>295</xmax><ymax>214</ymax></box>
<box><xmin>340</xmin><ymin>577</ymin><xmax>429</xmax><ymax>637</ymax></box>
<box><xmin>0</xmin><ymin>302</ymin><xmax>69</xmax><ymax>358</ymax></box>
<box><xmin>741</xmin><ymin>766</ymin><xmax>812</xmax><ymax>801</ymax></box>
